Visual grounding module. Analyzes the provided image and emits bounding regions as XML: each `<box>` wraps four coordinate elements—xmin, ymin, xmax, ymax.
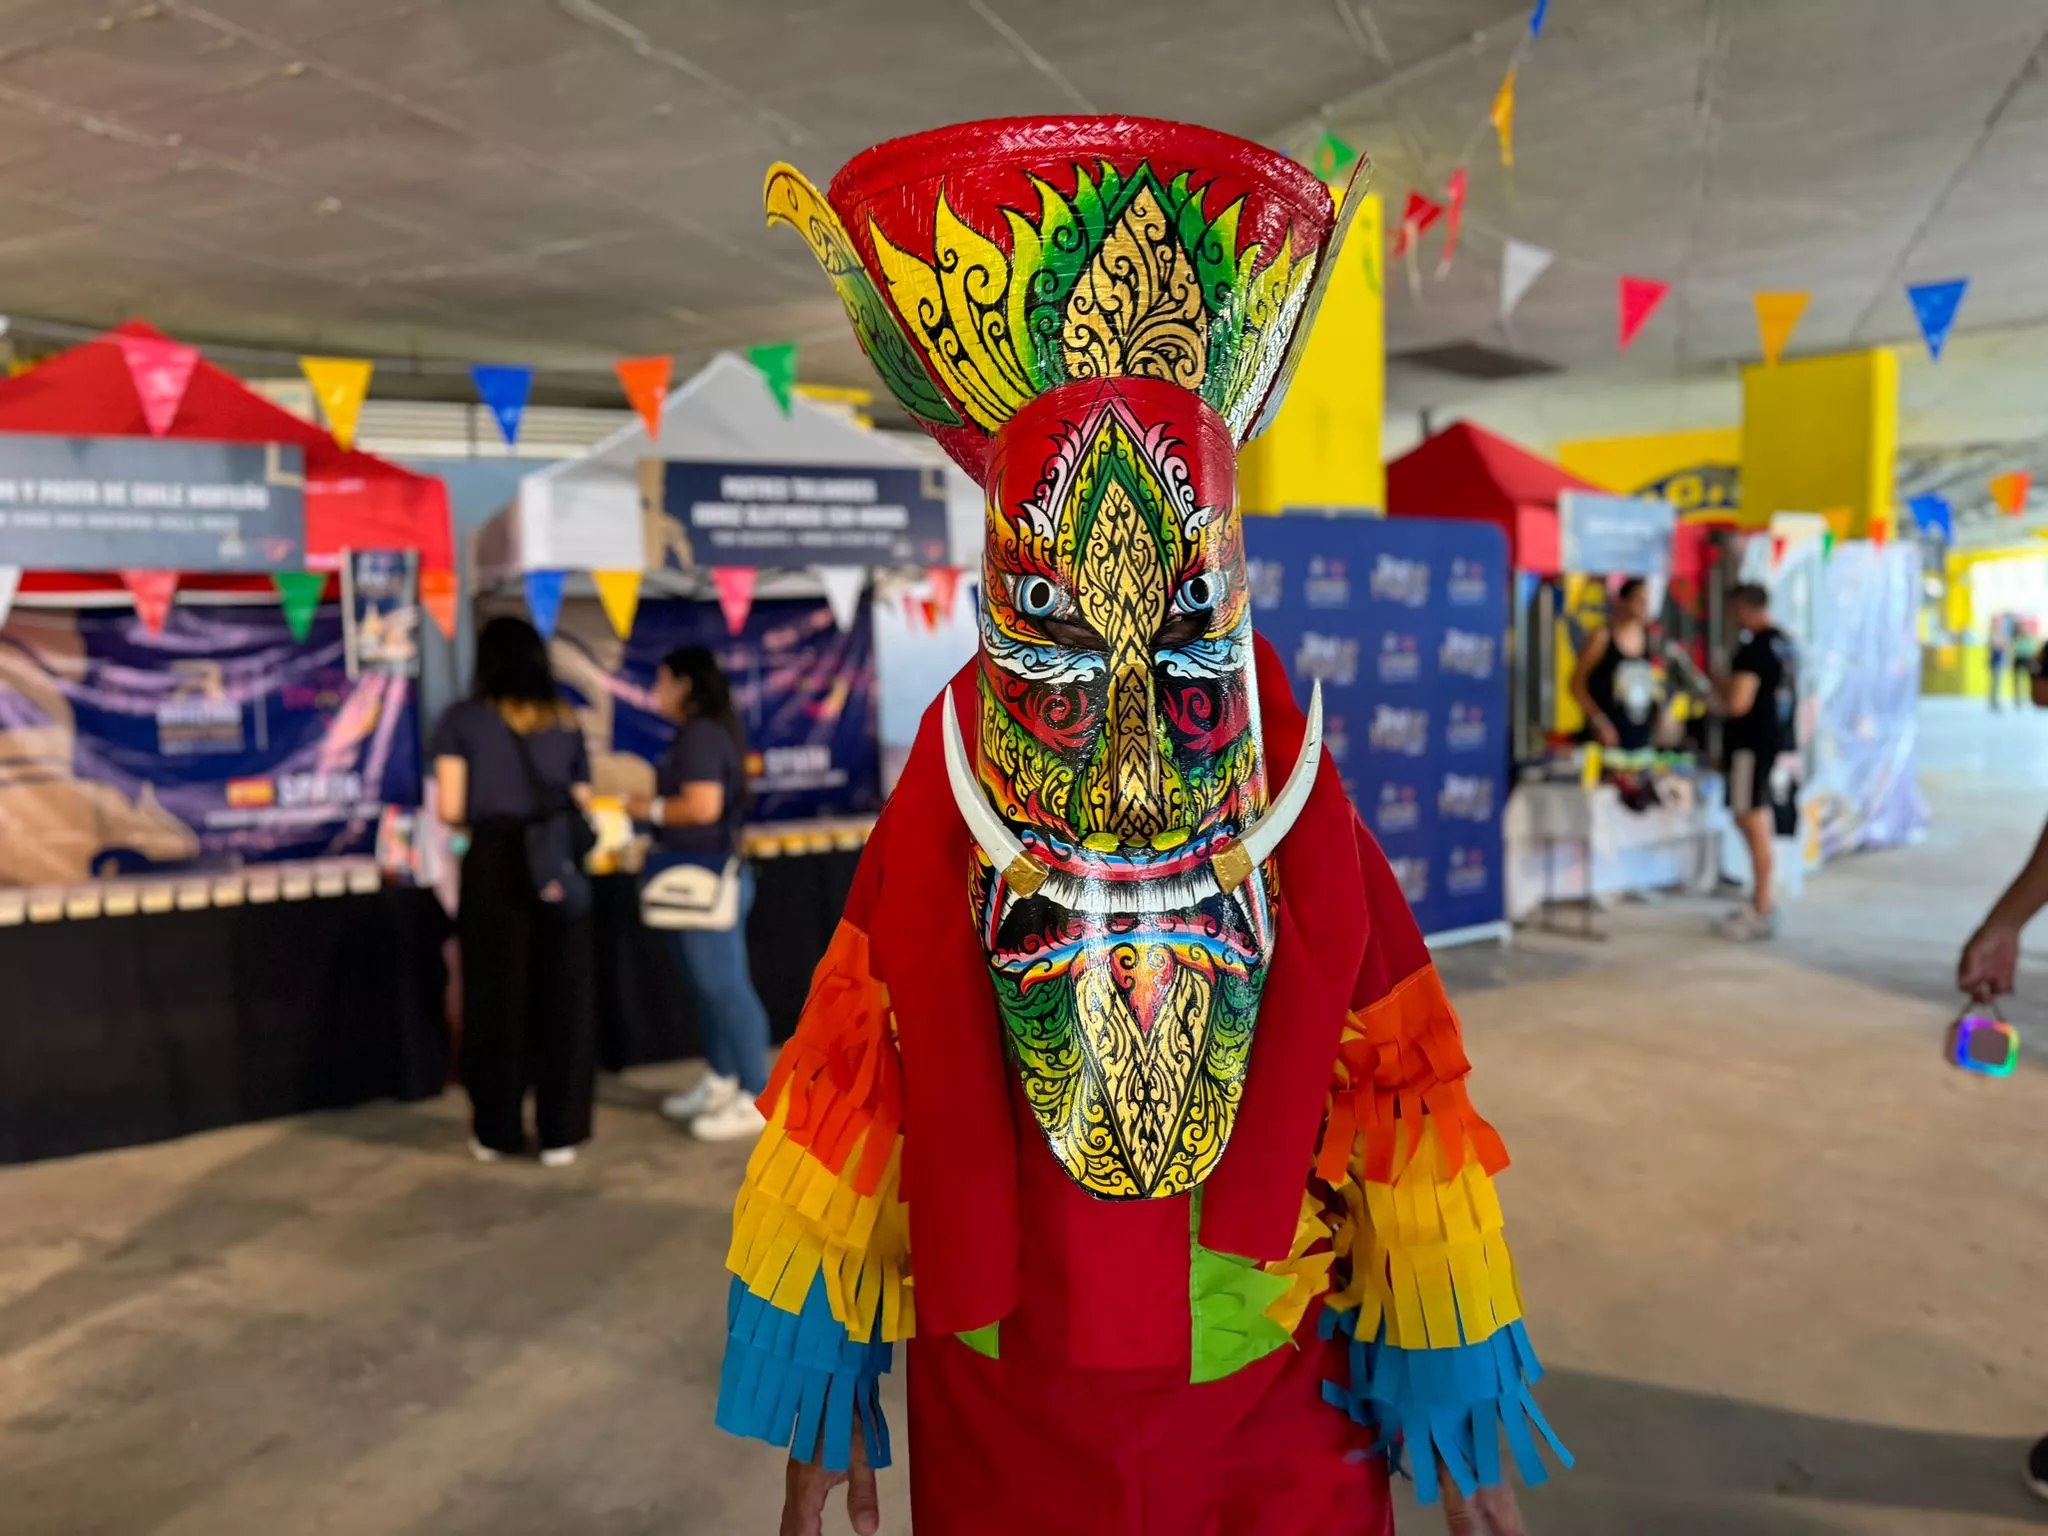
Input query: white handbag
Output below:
<box><xmin>640</xmin><ymin>854</ymin><xmax>742</xmax><ymax>932</ymax></box>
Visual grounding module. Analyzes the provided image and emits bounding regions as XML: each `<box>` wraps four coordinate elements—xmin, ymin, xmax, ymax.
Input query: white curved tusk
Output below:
<box><xmin>1238</xmin><ymin>679</ymin><xmax>1322</xmax><ymax>870</ymax></box>
<box><xmin>941</xmin><ymin>689</ymin><xmax>1050</xmax><ymax>897</ymax></box>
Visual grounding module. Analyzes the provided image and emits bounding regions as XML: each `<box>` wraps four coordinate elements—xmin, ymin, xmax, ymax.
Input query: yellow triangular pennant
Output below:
<box><xmin>1490</xmin><ymin>67</ymin><xmax>1517</xmax><ymax>168</ymax></box>
<box><xmin>299</xmin><ymin>356</ymin><xmax>374</xmax><ymax>449</ymax></box>
<box><xmin>1753</xmin><ymin>291</ymin><xmax>1810</xmax><ymax>366</ymax></box>
<box><xmin>593</xmin><ymin>569</ymin><xmax>641</xmax><ymax>639</ymax></box>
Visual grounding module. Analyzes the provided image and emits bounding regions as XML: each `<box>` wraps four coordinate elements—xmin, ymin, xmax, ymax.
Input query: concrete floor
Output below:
<box><xmin>3</xmin><ymin>698</ymin><xmax>2046</xmax><ymax>1535</ymax></box>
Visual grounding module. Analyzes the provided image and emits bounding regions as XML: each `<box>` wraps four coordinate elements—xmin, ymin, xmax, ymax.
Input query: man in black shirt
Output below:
<box><xmin>1713</xmin><ymin>583</ymin><xmax>1799</xmax><ymax>940</ymax></box>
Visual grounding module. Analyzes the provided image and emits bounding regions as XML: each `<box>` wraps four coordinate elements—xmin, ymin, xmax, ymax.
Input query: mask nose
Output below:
<box><xmin>1076</xmin><ymin>479</ymin><xmax>1182</xmax><ymax>842</ymax></box>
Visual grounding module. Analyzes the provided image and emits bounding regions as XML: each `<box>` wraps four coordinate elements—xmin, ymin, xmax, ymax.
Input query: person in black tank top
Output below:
<box><xmin>1571</xmin><ymin>578</ymin><xmax>1664</xmax><ymax>752</ymax></box>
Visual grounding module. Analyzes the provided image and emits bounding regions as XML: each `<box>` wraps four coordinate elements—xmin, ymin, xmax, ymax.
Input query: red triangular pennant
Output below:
<box><xmin>712</xmin><ymin>566</ymin><xmax>757</xmax><ymax>635</ymax></box>
<box><xmin>1990</xmin><ymin>470</ymin><xmax>2032</xmax><ymax>517</ymax></box>
<box><xmin>1390</xmin><ymin>191</ymin><xmax>1444</xmax><ymax>258</ymax></box>
<box><xmin>927</xmin><ymin>566</ymin><xmax>962</xmax><ymax>618</ymax></box>
<box><xmin>114</xmin><ymin>335</ymin><xmax>200</xmax><ymax>437</ymax></box>
<box><xmin>121</xmin><ymin>570</ymin><xmax>178</xmax><ymax>636</ymax></box>
<box><xmin>1435</xmin><ymin>169</ymin><xmax>1469</xmax><ymax>277</ymax></box>
<box><xmin>614</xmin><ymin>355</ymin><xmax>672</xmax><ymax>440</ymax></box>
<box><xmin>1618</xmin><ymin>276</ymin><xmax>1670</xmax><ymax>349</ymax></box>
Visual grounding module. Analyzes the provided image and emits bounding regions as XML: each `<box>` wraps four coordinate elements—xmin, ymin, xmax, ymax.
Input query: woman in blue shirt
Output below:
<box><xmin>625</xmin><ymin>646</ymin><xmax>773</xmax><ymax>1143</ymax></box>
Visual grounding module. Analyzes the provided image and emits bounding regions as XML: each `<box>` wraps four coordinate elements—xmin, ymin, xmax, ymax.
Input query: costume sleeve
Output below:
<box><xmin>1315</xmin><ymin>820</ymin><xmax>1570</xmax><ymax>1503</ymax></box>
<box><xmin>715</xmin><ymin>818</ymin><xmax>910</xmax><ymax>1473</ymax></box>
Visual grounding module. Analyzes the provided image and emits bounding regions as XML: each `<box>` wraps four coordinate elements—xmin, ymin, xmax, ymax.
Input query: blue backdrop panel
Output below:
<box><xmin>0</xmin><ymin>603</ymin><xmax>420</xmax><ymax>880</ymax></box>
<box><xmin>1245</xmin><ymin>515</ymin><xmax>1509</xmax><ymax>940</ymax></box>
<box><xmin>601</xmin><ymin>597</ymin><xmax>881</xmax><ymax>825</ymax></box>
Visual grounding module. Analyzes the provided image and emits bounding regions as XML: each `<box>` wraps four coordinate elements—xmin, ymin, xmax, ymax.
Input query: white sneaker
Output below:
<box><xmin>1712</xmin><ymin>909</ymin><xmax>1779</xmax><ymax>942</ymax></box>
<box><xmin>539</xmin><ymin>1145</ymin><xmax>580</xmax><ymax>1169</ymax></box>
<box><xmin>469</xmin><ymin>1138</ymin><xmax>504</xmax><ymax>1164</ymax></box>
<box><xmin>661</xmin><ymin>1072</ymin><xmax>740</xmax><ymax>1124</ymax></box>
<box><xmin>690</xmin><ymin>1095</ymin><xmax>768</xmax><ymax>1144</ymax></box>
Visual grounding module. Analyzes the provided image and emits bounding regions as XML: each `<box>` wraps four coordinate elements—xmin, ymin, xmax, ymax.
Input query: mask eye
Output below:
<box><xmin>1174</xmin><ymin>573</ymin><xmax>1221</xmax><ymax>615</ymax></box>
<box><xmin>1013</xmin><ymin>574</ymin><xmax>1072</xmax><ymax>620</ymax></box>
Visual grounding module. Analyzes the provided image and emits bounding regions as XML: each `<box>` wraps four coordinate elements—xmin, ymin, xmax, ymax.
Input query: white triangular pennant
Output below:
<box><xmin>0</xmin><ymin>566</ymin><xmax>18</xmax><ymax>630</ymax></box>
<box><xmin>1500</xmin><ymin>238</ymin><xmax>1555</xmax><ymax>322</ymax></box>
<box><xmin>815</xmin><ymin>566</ymin><xmax>865</xmax><ymax>632</ymax></box>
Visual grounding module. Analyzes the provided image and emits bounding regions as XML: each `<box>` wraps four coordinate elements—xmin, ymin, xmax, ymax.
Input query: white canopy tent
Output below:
<box><xmin>472</xmin><ymin>350</ymin><xmax>981</xmax><ymax>594</ymax></box>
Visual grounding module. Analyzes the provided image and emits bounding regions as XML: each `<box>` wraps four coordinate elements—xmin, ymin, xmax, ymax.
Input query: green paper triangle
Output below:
<box><xmin>745</xmin><ymin>341</ymin><xmax>799</xmax><ymax>416</ymax></box>
<box><xmin>1310</xmin><ymin>130</ymin><xmax>1360</xmax><ymax>183</ymax></box>
<box><xmin>272</xmin><ymin>570</ymin><xmax>326</xmax><ymax>641</ymax></box>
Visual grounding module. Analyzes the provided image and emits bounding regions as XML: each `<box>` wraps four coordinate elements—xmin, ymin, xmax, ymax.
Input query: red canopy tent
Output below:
<box><xmin>0</xmin><ymin>321</ymin><xmax>451</xmax><ymax>597</ymax></box>
<box><xmin>1385</xmin><ymin>421</ymin><xmax>1602</xmax><ymax>579</ymax></box>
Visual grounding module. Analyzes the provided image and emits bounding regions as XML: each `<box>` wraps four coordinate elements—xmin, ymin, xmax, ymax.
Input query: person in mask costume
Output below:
<box><xmin>715</xmin><ymin>116</ymin><xmax>1568</xmax><ymax>1536</ymax></box>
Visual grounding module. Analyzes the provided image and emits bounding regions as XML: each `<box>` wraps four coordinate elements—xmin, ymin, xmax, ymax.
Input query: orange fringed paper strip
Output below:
<box><xmin>727</xmin><ymin>921</ymin><xmax>914</xmax><ymax>1345</ymax></box>
<box><xmin>1324</xmin><ymin>1119</ymin><xmax>1524</xmax><ymax>1352</ymax></box>
<box><xmin>1316</xmin><ymin>965</ymin><xmax>1509</xmax><ymax>1187</ymax></box>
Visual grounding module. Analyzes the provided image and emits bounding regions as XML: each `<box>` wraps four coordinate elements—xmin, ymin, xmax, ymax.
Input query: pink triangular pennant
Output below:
<box><xmin>1618</xmin><ymin>276</ymin><xmax>1670</xmax><ymax>349</ymax></box>
<box><xmin>712</xmin><ymin>566</ymin><xmax>757</xmax><ymax>635</ymax></box>
<box><xmin>121</xmin><ymin>569</ymin><xmax>178</xmax><ymax>636</ymax></box>
<box><xmin>903</xmin><ymin>591</ymin><xmax>925</xmax><ymax>632</ymax></box>
<box><xmin>927</xmin><ymin>566</ymin><xmax>962</xmax><ymax>618</ymax></box>
<box><xmin>114</xmin><ymin>335</ymin><xmax>200</xmax><ymax>437</ymax></box>
<box><xmin>1435</xmin><ymin>169</ymin><xmax>1469</xmax><ymax>277</ymax></box>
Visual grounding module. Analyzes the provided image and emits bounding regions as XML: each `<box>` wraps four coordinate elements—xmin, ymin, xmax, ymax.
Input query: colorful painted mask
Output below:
<box><xmin>768</xmin><ymin>118</ymin><xmax>1363</xmax><ymax>1199</ymax></box>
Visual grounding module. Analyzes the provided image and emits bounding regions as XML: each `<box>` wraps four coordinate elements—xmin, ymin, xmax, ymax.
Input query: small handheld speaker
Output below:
<box><xmin>1947</xmin><ymin>1007</ymin><xmax>2020</xmax><ymax>1078</ymax></box>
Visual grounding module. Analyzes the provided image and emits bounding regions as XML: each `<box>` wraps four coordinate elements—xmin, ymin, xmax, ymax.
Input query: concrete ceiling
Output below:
<box><xmin>1</xmin><ymin>0</ymin><xmax>2047</xmax><ymax>521</ymax></box>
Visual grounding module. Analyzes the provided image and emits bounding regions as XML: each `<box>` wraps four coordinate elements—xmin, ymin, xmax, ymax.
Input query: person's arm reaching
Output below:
<box><xmin>1569</xmin><ymin>627</ymin><xmax>1618</xmax><ymax>746</ymax></box>
<box><xmin>1958</xmin><ymin>814</ymin><xmax>2048</xmax><ymax>997</ymax></box>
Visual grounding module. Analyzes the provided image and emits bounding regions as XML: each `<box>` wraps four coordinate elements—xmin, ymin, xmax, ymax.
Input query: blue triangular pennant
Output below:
<box><xmin>1529</xmin><ymin>0</ymin><xmax>1549</xmax><ymax>35</ymax></box>
<box><xmin>523</xmin><ymin>569</ymin><xmax>566</xmax><ymax>638</ymax></box>
<box><xmin>1905</xmin><ymin>279</ymin><xmax>1967</xmax><ymax>362</ymax></box>
<box><xmin>1907</xmin><ymin>492</ymin><xmax>1953</xmax><ymax>542</ymax></box>
<box><xmin>470</xmin><ymin>363</ymin><xmax>534</xmax><ymax>446</ymax></box>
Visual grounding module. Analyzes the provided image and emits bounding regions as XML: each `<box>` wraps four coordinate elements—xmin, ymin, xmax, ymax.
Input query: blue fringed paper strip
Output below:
<box><xmin>716</xmin><ymin>1272</ymin><xmax>893</xmax><ymax>1472</ymax></box>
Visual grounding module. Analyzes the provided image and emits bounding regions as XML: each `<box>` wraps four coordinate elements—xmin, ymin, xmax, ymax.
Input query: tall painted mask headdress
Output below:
<box><xmin>768</xmin><ymin>118</ymin><xmax>1366</xmax><ymax>1201</ymax></box>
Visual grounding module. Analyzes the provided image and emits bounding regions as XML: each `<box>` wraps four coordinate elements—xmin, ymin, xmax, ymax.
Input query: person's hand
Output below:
<box><xmin>1593</xmin><ymin>715</ymin><xmax>1620</xmax><ymax>748</ymax></box>
<box><xmin>1441</xmin><ymin>1475</ymin><xmax>1527</xmax><ymax>1535</ymax></box>
<box><xmin>1958</xmin><ymin>919</ymin><xmax>2021</xmax><ymax>1000</ymax></box>
<box><xmin>623</xmin><ymin>794</ymin><xmax>650</xmax><ymax>822</ymax></box>
<box><xmin>781</xmin><ymin>1432</ymin><xmax>879</xmax><ymax>1536</ymax></box>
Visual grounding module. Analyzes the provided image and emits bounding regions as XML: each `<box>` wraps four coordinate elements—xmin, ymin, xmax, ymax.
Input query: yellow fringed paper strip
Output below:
<box><xmin>1261</xmin><ymin>1191</ymin><xmax>1338</xmax><ymax>1337</ymax></box>
<box><xmin>729</xmin><ymin>1090</ymin><xmax>915</xmax><ymax>1345</ymax></box>
<box><xmin>1326</xmin><ymin>1117</ymin><xmax>1523</xmax><ymax>1352</ymax></box>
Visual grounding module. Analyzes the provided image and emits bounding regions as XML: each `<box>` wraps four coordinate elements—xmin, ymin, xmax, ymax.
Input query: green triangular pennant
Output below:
<box><xmin>745</xmin><ymin>341</ymin><xmax>799</xmax><ymax>416</ymax></box>
<box><xmin>272</xmin><ymin>570</ymin><xmax>326</xmax><ymax>641</ymax></box>
<box><xmin>1310</xmin><ymin>130</ymin><xmax>1360</xmax><ymax>183</ymax></box>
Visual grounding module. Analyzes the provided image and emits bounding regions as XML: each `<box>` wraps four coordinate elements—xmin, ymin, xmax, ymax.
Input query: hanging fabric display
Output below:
<box><xmin>418</xmin><ymin>567</ymin><xmax>459</xmax><ymax>640</ymax></box>
<box><xmin>470</xmin><ymin>363</ymin><xmax>535</xmax><ymax>447</ymax></box>
<box><xmin>113</xmin><ymin>335</ymin><xmax>200</xmax><ymax>437</ymax></box>
<box><xmin>120</xmin><ymin>570</ymin><xmax>178</xmax><ymax>637</ymax></box>
<box><xmin>744</xmin><ymin>343</ymin><xmax>799</xmax><ymax>415</ymax></box>
<box><xmin>299</xmin><ymin>356</ymin><xmax>374</xmax><ymax>448</ymax></box>
<box><xmin>1906</xmin><ymin>279</ymin><xmax>1968</xmax><ymax>362</ymax></box>
<box><xmin>815</xmin><ymin>565</ymin><xmax>866</xmax><ymax>632</ymax></box>
<box><xmin>1752</xmin><ymin>291</ymin><xmax>1810</xmax><ymax>366</ymax></box>
<box><xmin>615</xmin><ymin>355</ymin><xmax>673</xmax><ymax>438</ymax></box>
<box><xmin>712</xmin><ymin>565</ymin><xmax>757</xmax><ymax>634</ymax></box>
<box><xmin>593</xmin><ymin>569</ymin><xmax>642</xmax><ymax>639</ymax></box>
<box><xmin>1499</xmin><ymin>238</ymin><xmax>1553</xmax><ymax>321</ymax></box>
<box><xmin>523</xmin><ymin>569</ymin><xmax>567</xmax><ymax>639</ymax></box>
<box><xmin>1617</xmin><ymin>276</ymin><xmax>1669</xmax><ymax>349</ymax></box>
<box><xmin>272</xmin><ymin>570</ymin><xmax>327</xmax><ymax>642</ymax></box>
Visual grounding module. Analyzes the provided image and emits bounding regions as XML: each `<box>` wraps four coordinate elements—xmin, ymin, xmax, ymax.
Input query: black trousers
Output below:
<box><xmin>459</xmin><ymin>823</ymin><xmax>597</xmax><ymax>1153</ymax></box>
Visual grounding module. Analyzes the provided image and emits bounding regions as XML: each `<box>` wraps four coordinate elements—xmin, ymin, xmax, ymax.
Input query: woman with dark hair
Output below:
<box><xmin>431</xmin><ymin>615</ymin><xmax>597</xmax><ymax>1166</ymax></box>
<box><xmin>627</xmin><ymin>645</ymin><xmax>772</xmax><ymax>1143</ymax></box>
<box><xmin>1570</xmin><ymin>576</ymin><xmax>1664</xmax><ymax>752</ymax></box>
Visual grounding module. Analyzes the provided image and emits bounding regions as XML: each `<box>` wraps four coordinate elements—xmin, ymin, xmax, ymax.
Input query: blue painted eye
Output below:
<box><xmin>1014</xmin><ymin>575</ymin><xmax>1068</xmax><ymax>619</ymax></box>
<box><xmin>1174</xmin><ymin>573</ymin><xmax>1220</xmax><ymax>614</ymax></box>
